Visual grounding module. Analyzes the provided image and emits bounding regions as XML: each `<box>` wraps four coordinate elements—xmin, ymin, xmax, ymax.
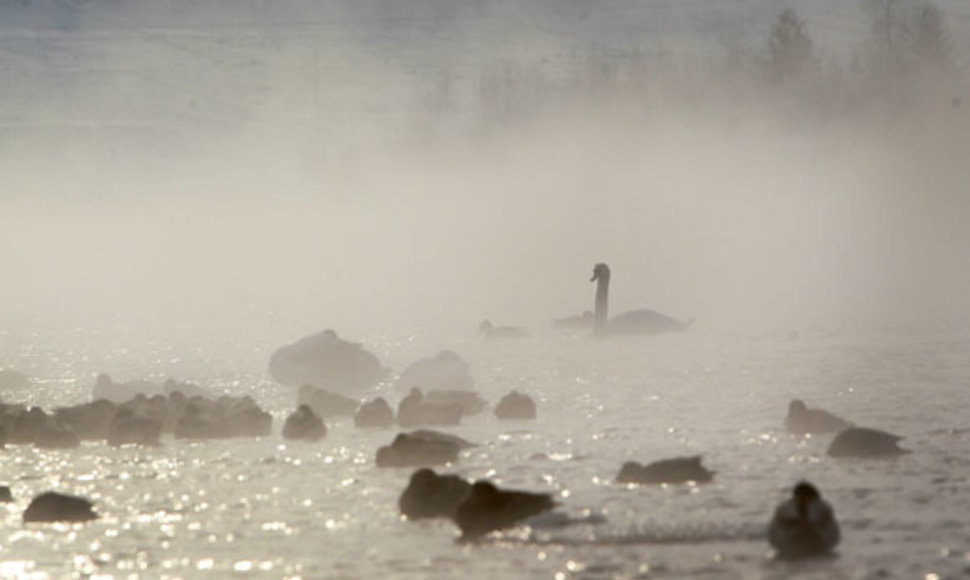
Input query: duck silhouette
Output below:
<box><xmin>616</xmin><ymin>456</ymin><xmax>715</xmax><ymax>485</ymax></box>
<box><xmin>590</xmin><ymin>263</ymin><xmax>692</xmax><ymax>336</ymax></box>
<box><xmin>453</xmin><ymin>480</ymin><xmax>557</xmax><ymax>541</ymax></box>
<box><xmin>785</xmin><ymin>399</ymin><xmax>854</xmax><ymax>436</ymax></box>
<box><xmin>479</xmin><ymin>320</ymin><xmax>528</xmax><ymax>339</ymax></box>
<box><xmin>827</xmin><ymin>427</ymin><xmax>908</xmax><ymax>458</ymax></box>
<box><xmin>399</xmin><ymin>468</ymin><xmax>472</xmax><ymax>520</ymax></box>
<box><xmin>768</xmin><ymin>481</ymin><xmax>840</xmax><ymax>559</ymax></box>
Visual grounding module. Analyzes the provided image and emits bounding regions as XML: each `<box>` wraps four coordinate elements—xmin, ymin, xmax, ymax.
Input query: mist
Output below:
<box><xmin>2</xmin><ymin>0</ymin><xmax>969</xmax><ymax>345</ymax></box>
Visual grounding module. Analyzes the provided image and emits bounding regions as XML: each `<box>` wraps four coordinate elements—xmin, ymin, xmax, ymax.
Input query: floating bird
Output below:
<box><xmin>296</xmin><ymin>385</ymin><xmax>360</xmax><ymax>418</ymax></box>
<box><xmin>354</xmin><ymin>397</ymin><xmax>395</xmax><ymax>429</ymax></box>
<box><xmin>768</xmin><ymin>481</ymin><xmax>840</xmax><ymax>559</ymax></box>
<box><xmin>23</xmin><ymin>491</ymin><xmax>98</xmax><ymax>523</ymax></box>
<box><xmin>282</xmin><ymin>404</ymin><xmax>327</xmax><ymax>441</ymax></box>
<box><xmin>479</xmin><ymin>320</ymin><xmax>528</xmax><ymax>339</ymax></box>
<box><xmin>616</xmin><ymin>456</ymin><xmax>715</xmax><ymax>484</ymax></box>
<box><xmin>453</xmin><ymin>480</ymin><xmax>557</xmax><ymax>541</ymax></box>
<box><xmin>590</xmin><ymin>263</ymin><xmax>693</xmax><ymax>336</ymax></box>
<box><xmin>426</xmin><ymin>389</ymin><xmax>487</xmax><ymax>416</ymax></box>
<box><xmin>827</xmin><ymin>427</ymin><xmax>908</xmax><ymax>458</ymax></box>
<box><xmin>269</xmin><ymin>329</ymin><xmax>389</xmax><ymax>390</ymax></box>
<box><xmin>399</xmin><ymin>468</ymin><xmax>472</xmax><ymax>520</ymax></box>
<box><xmin>494</xmin><ymin>390</ymin><xmax>537</xmax><ymax>420</ymax></box>
<box><xmin>785</xmin><ymin>399</ymin><xmax>854</xmax><ymax>436</ymax></box>
<box><xmin>376</xmin><ymin>431</ymin><xmax>462</xmax><ymax>468</ymax></box>
<box><xmin>396</xmin><ymin>350</ymin><xmax>474</xmax><ymax>390</ymax></box>
<box><xmin>397</xmin><ymin>388</ymin><xmax>462</xmax><ymax>428</ymax></box>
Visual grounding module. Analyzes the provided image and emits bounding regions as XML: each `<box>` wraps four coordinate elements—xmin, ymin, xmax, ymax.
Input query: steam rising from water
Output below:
<box><xmin>2</xmin><ymin>0</ymin><xmax>969</xmax><ymax>341</ymax></box>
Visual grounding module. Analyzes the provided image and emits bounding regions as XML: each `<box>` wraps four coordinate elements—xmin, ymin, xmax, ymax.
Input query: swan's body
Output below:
<box><xmin>590</xmin><ymin>263</ymin><xmax>692</xmax><ymax>336</ymax></box>
<box><xmin>768</xmin><ymin>482</ymin><xmax>840</xmax><ymax>559</ymax></box>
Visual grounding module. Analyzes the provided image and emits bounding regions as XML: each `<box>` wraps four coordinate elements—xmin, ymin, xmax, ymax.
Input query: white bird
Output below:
<box><xmin>768</xmin><ymin>481</ymin><xmax>840</xmax><ymax>559</ymax></box>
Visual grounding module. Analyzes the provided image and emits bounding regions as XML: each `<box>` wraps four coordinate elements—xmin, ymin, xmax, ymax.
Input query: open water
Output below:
<box><xmin>1</xmin><ymin>321</ymin><xmax>969</xmax><ymax>580</ymax></box>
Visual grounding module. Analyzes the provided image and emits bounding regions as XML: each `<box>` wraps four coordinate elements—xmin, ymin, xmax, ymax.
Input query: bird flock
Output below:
<box><xmin>0</xmin><ymin>263</ymin><xmax>912</xmax><ymax>566</ymax></box>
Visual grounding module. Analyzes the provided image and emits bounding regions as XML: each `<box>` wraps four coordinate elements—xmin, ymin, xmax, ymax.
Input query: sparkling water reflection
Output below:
<box><xmin>0</xmin><ymin>324</ymin><xmax>968</xmax><ymax>579</ymax></box>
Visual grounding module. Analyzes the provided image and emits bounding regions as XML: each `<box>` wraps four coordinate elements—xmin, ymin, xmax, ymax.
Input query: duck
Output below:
<box><xmin>376</xmin><ymin>431</ymin><xmax>462</xmax><ymax>468</ymax></box>
<box><xmin>590</xmin><ymin>263</ymin><xmax>693</xmax><ymax>336</ymax></box>
<box><xmin>106</xmin><ymin>407</ymin><xmax>162</xmax><ymax>446</ymax></box>
<box><xmin>479</xmin><ymin>320</ymin><xmax>528</xmax><ymax>339</ymax></box>
<box><xmin>282</xmin><ymin>404</ymin><xmax>327</xmax><ymax>441</ymax></box>
<box><xmin>296</xmin><ymin>385</ymin><xmax>359</xmax><ymax>418</ymax></box>
<box><xmin>453</xmin><ymin>480</ymin><xmax>558</xmax><ymax>541</ymax></box>
<box><xmin>397</xmin><ymin>388</ymin><xmax>462</xmax><ymax>428</ymax></box>
<box><xmin>827</xmin><ymin>427</ymin><xmax>908</xmax><ymax>458</ymax></box>
<box><xmin>399</xmin><ymin>468</ymin><xmax>472</xmax><ymax>520</ymax></box>
<box><xmin>785</xmin><ymin>399</ymin><xmax>854</xmax><ymax>436</ymax></box>
<box><xmin>396</xmin><ymin>350</ymin><xmax>474</xmax><ymax>390</ymax></box>
<box><xmin>616</xmin><ymin>456</ymin><xmax>715</xmax><ymax>485</ymax></box>
<box><xmin>354</xmin><ymin>397</ymin><xmax>395</xmax><ymax>429</ymax></box>
<box><xmin>23</xmin><ymin>491</ymin><xmax>98</xmax><ymax>523</ymax></box>
<box><xmin>768</xmin><ymin>481</ymin><xmax>840</xmax><ymax>559</ymax></box>
<box><xmin>494</xmin><ymin>390</ymin><xmax>537</xmax><ymax>420</ymax></box>
<box><xmin>425</xmin><ymin>389</ymin><xmax>487</xmax><ymax>416</ymax></box>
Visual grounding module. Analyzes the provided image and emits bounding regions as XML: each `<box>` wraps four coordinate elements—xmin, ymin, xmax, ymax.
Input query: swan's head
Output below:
<box><xmin>591</xmin><ymin>263</ymin><xmax>611</xmax><ymax>282</ymax></box>
<box><xmin>479</xmin><ymin>320</ymin><xmax>493</xmax><ymax>333</ymax></box>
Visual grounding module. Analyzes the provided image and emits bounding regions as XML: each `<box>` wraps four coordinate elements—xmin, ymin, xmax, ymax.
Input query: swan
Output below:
<box><xmin>827</xmin><ymin>427</ymin><xmax>909</xmax><ymax>458</ymax></box>
<box><xmin>768</xmin><ymin>481</ymin><xmax>840</xmax><ymax>559</ymax></box>
<box><xmin>590</xmin><ymin>263</ymin><xmax>693</xmax><ymax>336</ymax></box>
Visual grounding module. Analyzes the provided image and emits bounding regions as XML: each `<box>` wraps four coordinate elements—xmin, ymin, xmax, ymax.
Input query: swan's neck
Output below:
<box><xmin>594</xmin><ymin>276</ymin><xmax>609</xmax><ymax>335</ymax></box>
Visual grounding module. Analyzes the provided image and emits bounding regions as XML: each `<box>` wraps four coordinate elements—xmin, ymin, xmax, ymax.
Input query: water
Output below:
<box><xmin>1</xmin><ymin>322</ymin><xmax>969</xmax><ymax>580</ymax></box>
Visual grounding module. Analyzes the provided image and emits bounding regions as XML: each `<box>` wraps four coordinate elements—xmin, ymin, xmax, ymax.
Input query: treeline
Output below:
<box><xmin>414</xmin><ymin>0</ymin><xmax>965</xmax><ymax>140</ymax></box>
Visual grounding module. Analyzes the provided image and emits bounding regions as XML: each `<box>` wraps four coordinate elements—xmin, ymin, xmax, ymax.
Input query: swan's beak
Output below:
<box><xmin>590</xmin><ymin>272</ymin><xmax>598</xmax><ymax>282</ymax></box>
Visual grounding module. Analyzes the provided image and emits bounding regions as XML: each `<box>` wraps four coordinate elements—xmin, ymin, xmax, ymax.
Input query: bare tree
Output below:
<box><xmin>909</xmin><ymin>1</ymin><xmax>954</xmax><ymax>71</ymax></box>
<box><xmin>768</xmin><ymin>8</ymin><xmax>815</xmax><ymax>80</ymax></box>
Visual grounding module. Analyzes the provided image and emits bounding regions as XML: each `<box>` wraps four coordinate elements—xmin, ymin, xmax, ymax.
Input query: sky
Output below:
<box><xmin>1</xmin><ymin>0</ymin><xmax>969</xmax><ymax>340</ymax></box>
